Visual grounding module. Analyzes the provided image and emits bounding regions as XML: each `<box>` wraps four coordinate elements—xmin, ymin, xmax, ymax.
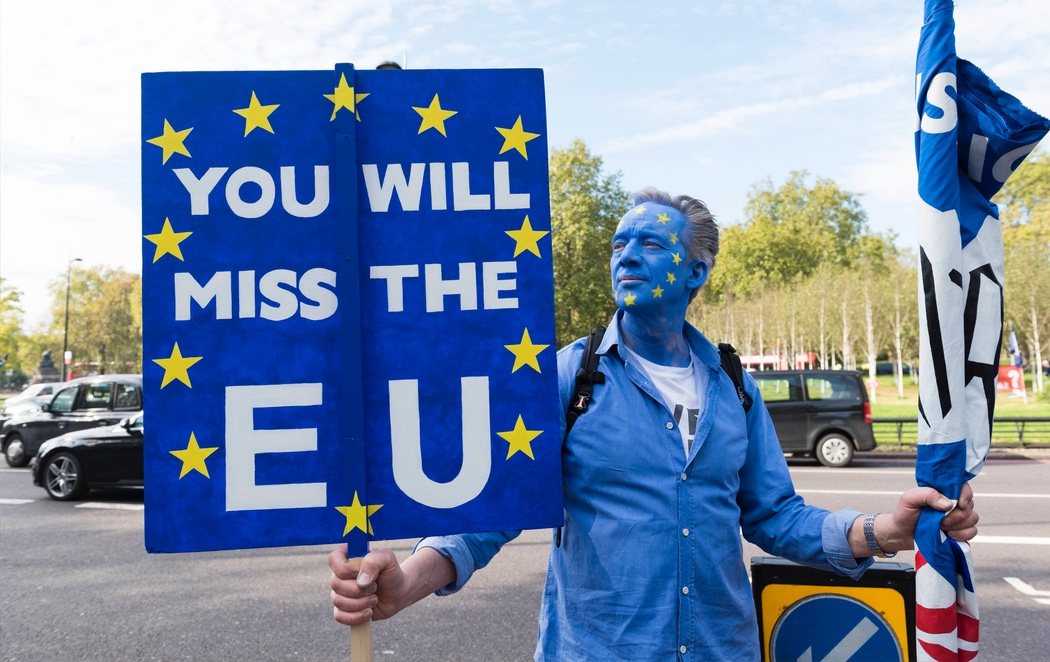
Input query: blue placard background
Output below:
<box><xmin>141</xmin><ymin>66</ymin><xmax>562</xmax><ymax>555</ymax></box>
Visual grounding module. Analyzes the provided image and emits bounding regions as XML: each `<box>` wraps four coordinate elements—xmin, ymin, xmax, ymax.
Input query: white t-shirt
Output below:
<box><xmin>625</xmin><ymin>348</ymin><xmax>706</xmax><ymax>457</ymax></box>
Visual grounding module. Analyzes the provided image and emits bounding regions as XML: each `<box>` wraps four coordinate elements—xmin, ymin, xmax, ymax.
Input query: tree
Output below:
<box><xmin>549</xmin><ymin>140</ymin><xmax>628</xmax><ymax>345</ymax></box>
<box><xmin>46</xmin><ymin>265</ymin><xmax>142</xmax><ymax>375</ymax></box>
<box><xmin>997</xmin><ymin>150</ymin><xmax>1049</xmax><ymax>394</ymax></box>
<box><xmin>0</xmin><ymin>279</ymin><xmax>28</xmax><ymax>383</ymax></box>
<box><xmin>706</xmin><ymin>171</ymin><xmax>874</xmax><ymax>299</ymax></box>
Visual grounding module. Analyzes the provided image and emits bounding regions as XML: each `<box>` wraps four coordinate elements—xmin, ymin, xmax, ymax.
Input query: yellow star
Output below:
<box><xmin>145</xmin><ymin>119</ymin><xmax>192</xmax><ymax>164</ymax></box>
<box><xmin>169</xmin><ymin>432</ymin><xmax>219</xmax><ymax>479</ymax></box>
<box><xmin>232</xmin><ymin>91</ymin><xmax>279</xmax><ymax>136</ymax></box>
<box><xmin>504</xmin><ymin>328</ymin><xmax>549</xmax><ymax>373</ymax></box>
<box><xmin>497</xmin><ymin>415</ymin><xmax>542</xmax><ymax>460</ymax></box>
<box><xmin>656</xmin><ymin>212</ymin><xmax>670</xmax><ymax>224</ymax></box>
<box><xmin>652</xmin><ymin>285</ymin><xmax>664</xmax><ymax>298</ymax></box>
<box><xmin>354</xmin><ymin>91</ymin><xmax>369</xmax><ymax>121</ymax></box>
<box><xmin>324</xmin><ymin>73</ymin><xmax>356</xmax><ymax>120</ymax></box>
<box><xmin>666</xmin><ymin>272</ymin><xmax>677</xmax><ymax>285</ymax></box>
<box><xmin>152</xmin><ymin>342</ymin><xmax>202</xmax><ymax>388</ymax></box>
<box><xmin>336</xmin><ymin>491</ymin><xmax>383</xmax><ymax>536</ymax></box>
<box><xmin>672</xmin><ymin>251</ymin><xmax>682</xmax><ymax>265</ymax></box>
<box><xmin>669</xmin><ymin>232</ymin><xmax>678</xmax><ymax>245</ymax></box>
<box><xmin>505</xmin><ymin>215</ymin><xmax>550</xmax><ymax>258</ymax></box>
<box><xmin>413</xmin><ymin>93</ymin><xmax>458</xmax><ymax>136</ymax></box>
<box><xmin>143</xmin><ymin>218</ymin><xmax>192</xmax><ymax>263</ymax></box>
<box><xmin>624</xmin><ymin>293</ymin><xmax>637</xmax><ymax>306</ymax></box>
<box><xmin>632</xmin><ymin>205</ymin><xmax>646</xmax><ymax>215</ymax></box>
<box><xmin>495</xmin><ymin>115</ymin><xmax>541</xmax><ymax>159</ymax></box>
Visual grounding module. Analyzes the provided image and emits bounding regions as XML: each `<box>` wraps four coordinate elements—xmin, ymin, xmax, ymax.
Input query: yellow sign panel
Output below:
<box><xmin>761</xmin><ymin>584</ymin><xmax>910</xmax><ymax>662</ymax></box>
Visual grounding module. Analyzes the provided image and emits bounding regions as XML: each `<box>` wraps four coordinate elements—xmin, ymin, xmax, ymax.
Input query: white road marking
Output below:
<box><xmin>0</xmin><ymin>469</ymin><xmax>29</xmax><ymax>473</ymax></box>
<box><xmin>1004</xmin><ymin>577</ymin><xmax>1050</xmax><ymax>597</ymax></box>
<box><xmin>978</xmin><ymin>536</ymin><xmax>1050</xmax><ymax>545</ymax></box>
<box><xmin>0</xmin><ymin>497</ymin><xmax>34</xmax><ymax>505</ymax></box>
<box><xmin>797</xmin><ymin>489</ymin><xmax>1050</xmax><ymax>498</ymax></box>
<box><xmin>74</xmin><ymin>502</ymin><xmax>144</xmax><ymax>511</ymax></box>
<box><xmin>791</xmin><ymin>469</ymin><xmax>915</xmax><ymax>475</ymax></box>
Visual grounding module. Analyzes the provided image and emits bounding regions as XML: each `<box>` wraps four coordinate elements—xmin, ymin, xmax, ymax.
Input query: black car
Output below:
<box><xmin>1</xmin><ymin>374</ymin><xmax>142</xmax><ymax>467</ymax></box>
<box><xmin>750</xmin><ymin>370</ymin><xmax>876</xmax><ymax>467</ymax></box>
<box><xmin>31</xmin><ymin>412</ymin><xmax>143</xmax><ymax>500</ymax></box>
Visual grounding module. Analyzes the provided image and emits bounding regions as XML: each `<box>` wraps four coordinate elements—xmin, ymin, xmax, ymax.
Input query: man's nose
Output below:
<box><xmin>618</xmin><ymin>240</ymin><xmax>642</xmax><ymax>264</ymax></box>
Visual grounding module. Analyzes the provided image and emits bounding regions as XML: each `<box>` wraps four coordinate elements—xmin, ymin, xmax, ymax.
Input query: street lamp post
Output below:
<box><xmin>62</xmin><ymin>258</ymin><xmax>83</xmax><ymax>381</ymax></box>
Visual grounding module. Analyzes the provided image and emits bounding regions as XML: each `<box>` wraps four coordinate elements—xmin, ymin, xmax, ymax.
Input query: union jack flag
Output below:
<box><xmin>914</xmin><ymin>1</ymin><xmax>1048</xmax><ymax>660</ymax></box>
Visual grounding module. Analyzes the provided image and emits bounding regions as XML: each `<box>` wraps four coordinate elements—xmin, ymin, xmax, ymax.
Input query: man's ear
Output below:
<box><xmin>686</xmin><ymin>259</ymin><xmax>709</xmax><ymax>291</ymax></box>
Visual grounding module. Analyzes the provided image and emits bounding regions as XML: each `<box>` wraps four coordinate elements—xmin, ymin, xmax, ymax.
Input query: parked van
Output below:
<box><xmin>749</xmin><ymin>370</ymin><xmax>876</xmax><ymax>467</ymax></box>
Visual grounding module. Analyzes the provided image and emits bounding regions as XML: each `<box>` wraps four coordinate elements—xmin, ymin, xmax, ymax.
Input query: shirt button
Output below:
<box><xmin>665</xmin><ymin>421</ymin><xmax>674</xmax><ymax>430</ymax></box>
<box><xmin>682</xmin><ymin>586</ymin><xmax>689</xmax><ymax>595</ymax></box>
<box><xmin>680</xmin><ymin>645</ymin><xmax>687</xmax><ymax>654</ymax></box>
<box><xmin>682</xmin><ymin>528</ymin><xmax>690</xmax><ymax>537</ymax></box>
<box><xmin>681</xmin><ymin>472</ymin><xmax>688</xmax><ymax>481</ymax></box>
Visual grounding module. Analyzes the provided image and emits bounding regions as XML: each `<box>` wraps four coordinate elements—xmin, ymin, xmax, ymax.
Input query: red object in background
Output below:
<box><xmin>996</xmin><ymin>365</ymin><xmax>1025</xmax><ymax>392</ymax></box>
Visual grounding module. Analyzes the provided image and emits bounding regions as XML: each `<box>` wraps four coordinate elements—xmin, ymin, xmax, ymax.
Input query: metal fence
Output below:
<box><xmin>873</xmin><ymin>417</ymin><xmax>1050</xmax><ymax>449</ymax></box>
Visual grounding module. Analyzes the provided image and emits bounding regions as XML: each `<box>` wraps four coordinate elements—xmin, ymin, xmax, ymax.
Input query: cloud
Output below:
<box><xmin>602</xmin><ymin>75</ymin><xmax>902</xmax><ymax>153</ymax></box>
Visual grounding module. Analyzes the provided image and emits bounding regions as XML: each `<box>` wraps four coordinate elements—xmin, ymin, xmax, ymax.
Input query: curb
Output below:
<box><xmin>860</xmin><ymin>448</ymin><xmax>1050</xmax><ymax>460</ymax></box>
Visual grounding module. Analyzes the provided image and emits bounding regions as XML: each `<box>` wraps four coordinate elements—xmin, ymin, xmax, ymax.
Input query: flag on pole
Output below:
<box><xmin>914</xmin><ymin>2</ymin><xmax>1048</xmax><ymax>660</ymax></box>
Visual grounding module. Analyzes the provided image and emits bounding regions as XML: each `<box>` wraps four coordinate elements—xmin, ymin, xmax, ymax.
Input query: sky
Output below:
<box><xmin>1</xmin><ymin>0</ymin><xmax>1048</xmax><ymax>331</ymax></box>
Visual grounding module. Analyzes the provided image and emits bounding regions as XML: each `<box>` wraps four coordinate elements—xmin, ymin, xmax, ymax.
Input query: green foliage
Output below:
<box><xmin>0</xmin><ymin>278</ymin><xmax>27</xmax><ymax>374</ymax></box>
<box><xmin>549</xmin><ymin>140</ymin><xmax>628</xmax><ymax>345</ymax></box>
<box><xmin>707</xmin><ymin>171</ymin><xmax>873</xmax><ymax>298</ymax></box>
<box><xmin>46</xmin><ymin>265</ymin><xmax>142</xmax><ymax>374</ymax></box>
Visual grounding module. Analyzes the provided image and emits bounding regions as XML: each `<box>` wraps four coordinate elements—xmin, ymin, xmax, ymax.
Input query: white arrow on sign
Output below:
<box><xmin>797</xmin><ymin>617</ymin><xmax>879</xmax><ymax>662</ymax></box>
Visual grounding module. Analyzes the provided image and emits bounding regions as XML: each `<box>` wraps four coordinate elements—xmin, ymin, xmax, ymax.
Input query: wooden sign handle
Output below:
<box><xmin>351</xmin><ymin>620</ymin><xmax>372</xmax><ymax>661</ymax></box>
<box><xmin>349</xmin><ymin>554</ymin><xmax>372</xmax><ymax>661</ymax></box>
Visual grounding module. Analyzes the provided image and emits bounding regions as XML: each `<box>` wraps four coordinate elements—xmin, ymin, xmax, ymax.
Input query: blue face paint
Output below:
<box><xmin>610</xmin><ymin>203</ymin><xmax>705</xmax><ymax>313</ymax></box>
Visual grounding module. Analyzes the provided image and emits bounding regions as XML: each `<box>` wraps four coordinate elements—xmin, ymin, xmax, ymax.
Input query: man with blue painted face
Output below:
<box><xmin>329</xmin><ymin>188</ymin><xmax>979</xmax><ymax>660</ymax></box>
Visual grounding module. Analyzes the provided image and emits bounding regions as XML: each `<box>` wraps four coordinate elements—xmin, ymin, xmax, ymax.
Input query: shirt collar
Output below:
<box><xmin>598</xmin><ymin>310</ymin><xmax>720</xmax><ymax>370</ymax></box>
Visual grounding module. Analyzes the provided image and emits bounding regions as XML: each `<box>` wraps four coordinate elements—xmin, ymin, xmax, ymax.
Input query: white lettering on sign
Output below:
<box><xmin>361</xmin><ymin>161</ymin><xmax>530</xmax><ymax>212</ymax></box>
<box><xmin>388</xmin><ymin>377</ymin><xmax>491</xmax><ymax>509</ymax></box>
<box><xmin>172</xmin><ymin>165</ymin><xmax>330</xmax><ymax>218</ymax></box>
<box><xmin>225</xmin><ymin>383</ymin><xmax>326</xmax><ymax>512</ymax></box>
<box><xmin>917</xmin><ymin>71</ymin><xmax>957</xmax><ymax>134</ymax></box>
<box><xmin>369</xmin><ymin>262</ymin><xmax>518</xmax><ymax>313</ymax></box>
<box><xmin>174</xmin><ymin>268</ymin><xmax>337</xmax><ymax>321</ymax></box>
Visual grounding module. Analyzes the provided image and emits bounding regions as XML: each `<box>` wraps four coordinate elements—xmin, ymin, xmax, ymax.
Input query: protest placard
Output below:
<box><xmin>142</xmin><ymin>66</ymin><xmax>562</xmax><ymax>556</ymax></box>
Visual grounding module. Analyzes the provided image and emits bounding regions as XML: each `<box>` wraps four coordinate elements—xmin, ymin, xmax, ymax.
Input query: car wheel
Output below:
<box><xmin>815</xmin><ymin>433</ymin><xmax>854</xmax><ymax>468</ymax></box>
<box><xmin>3</xmin><ymin>434</ymin><xmax>29</xmax><ymax>468</ymax></box>
<box><xmin>43</xmin><ymin>452</ymin><xmax>88</xmax><ymax>501</ymax></box>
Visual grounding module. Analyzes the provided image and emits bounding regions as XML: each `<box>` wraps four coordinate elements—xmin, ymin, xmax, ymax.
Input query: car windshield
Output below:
<box><xmin>805</xmin><ymin>375</ymin><xmax>862</xmax><ymax>402</ymax></box>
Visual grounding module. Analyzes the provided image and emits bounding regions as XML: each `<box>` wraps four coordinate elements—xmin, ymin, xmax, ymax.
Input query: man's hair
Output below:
<box><xmin>629</xmin><ymin>187</ymin><xmax>719</xmax><ymax>300</ymax></box>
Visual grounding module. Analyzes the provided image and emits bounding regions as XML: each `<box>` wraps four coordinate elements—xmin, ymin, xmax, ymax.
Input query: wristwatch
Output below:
<box><xmin>863</xmin><ymin>513</ymin><xmax>897</xmax><ymax>558</ymax></box>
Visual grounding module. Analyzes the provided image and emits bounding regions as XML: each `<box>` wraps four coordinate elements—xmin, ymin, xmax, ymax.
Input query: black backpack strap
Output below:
<box><xmin>558</xmin><ymin>325</ymin><xmax>605</xmax><ymax>548</ymax></box>
<box><xmin>564</xmin><ymin>326</ymin><xmax>606</xmax><ymax>439</ymax></box>
<box><xmin>718</xmin><ymin>342</ymin><xmax>753</xmax><ymax>413</ymax></box>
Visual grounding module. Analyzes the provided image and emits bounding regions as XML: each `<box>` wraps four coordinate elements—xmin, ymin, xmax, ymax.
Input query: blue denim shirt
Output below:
<box><xmin>419</xmin><ymin>315</ymin><xmax>871</xmax><ymax>661</ymax></box>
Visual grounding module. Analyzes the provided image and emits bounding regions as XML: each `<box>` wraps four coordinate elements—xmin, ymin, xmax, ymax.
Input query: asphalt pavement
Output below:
<box><xmin>2</xmin><ymin>453</ymin><xmax>1048</xmax><ymax>661</ymax></box>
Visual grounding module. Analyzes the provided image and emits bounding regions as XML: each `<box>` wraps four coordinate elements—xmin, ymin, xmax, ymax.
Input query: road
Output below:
<box><xmin>2</xmin><ymin>453</ymin><xmax>1048</xmax><ymax>661</ymax></box>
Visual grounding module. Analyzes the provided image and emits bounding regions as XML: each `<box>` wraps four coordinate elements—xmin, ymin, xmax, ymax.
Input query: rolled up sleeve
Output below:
<box><xmin>415</xmin><ymin>530</ymin><xmax>520</xmax><ymax>595</ymax></box>
<box><xmin>821</xmin><ymin>509</ymin><xmax>874</xmax><ymax>580</ymax></box>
